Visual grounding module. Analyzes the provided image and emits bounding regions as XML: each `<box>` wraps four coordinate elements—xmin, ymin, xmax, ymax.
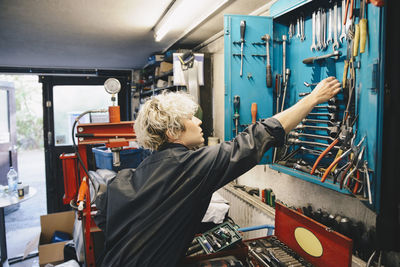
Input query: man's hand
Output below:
<box><xmin>309</xmin><ymin>77</ymin><xmax>342</xmax><ymax>105</ymax></box>
<box><xmin>273</xmin><ymin>77</ymin><xmax>341</xmax><ymax>133</ymax></box>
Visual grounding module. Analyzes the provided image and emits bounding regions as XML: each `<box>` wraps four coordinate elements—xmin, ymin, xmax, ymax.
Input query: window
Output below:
<box><xmin>53</xmin><ymin>85</ymin><xmax>116</xmax><ymax>146</ymax></box>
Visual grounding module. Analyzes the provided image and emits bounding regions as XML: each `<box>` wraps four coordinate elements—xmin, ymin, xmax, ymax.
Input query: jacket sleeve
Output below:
<box><xmin>193</xmin><ymin>117</ymin><xmax>285</xmax><ymax>195</ymax></box>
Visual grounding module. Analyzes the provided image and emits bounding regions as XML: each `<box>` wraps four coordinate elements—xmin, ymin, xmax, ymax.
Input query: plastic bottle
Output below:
<box><xmin>7</xmin><ymin>166</ymin><xmax>18</xmax><ymax>193</ymax></box>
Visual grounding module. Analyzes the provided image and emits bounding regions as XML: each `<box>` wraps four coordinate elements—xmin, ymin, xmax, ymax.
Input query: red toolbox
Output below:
<box><xmin>245</xmin><ymin>202</ymin><xmax>353</xmax><ymax>267</ymax></box>
<box><xmin>184</xmin><ymin>202</ymin><xmax>352</xmax><ymax>266</ymax></box>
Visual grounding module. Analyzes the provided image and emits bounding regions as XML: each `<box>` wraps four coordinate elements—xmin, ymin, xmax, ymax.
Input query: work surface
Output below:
<box><xmin>0</xmin><ymin>188</ymin><xmax>37</xmax><ymax>208</ymax></box>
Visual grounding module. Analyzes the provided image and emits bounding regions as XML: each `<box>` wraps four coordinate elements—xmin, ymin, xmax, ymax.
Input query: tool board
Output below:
<box><xmin>224</xmin><ymin>0</ymin><xmax>385</xmax><ymax>212</ymax></box>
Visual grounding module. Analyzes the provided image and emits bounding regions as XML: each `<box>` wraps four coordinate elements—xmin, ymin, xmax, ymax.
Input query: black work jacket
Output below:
<box><xmin>96</xmin><ymin>118</ymin><xmax>285</xmax><ymax>267</ymax></box>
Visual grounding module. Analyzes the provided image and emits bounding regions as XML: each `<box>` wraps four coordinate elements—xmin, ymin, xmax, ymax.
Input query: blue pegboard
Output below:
<box><xmin>224</xmin><ymin>15</ymin><xmax>274</xmax><ymax>164</ymax></box>
<box><xmin>224</xmin><ymin>1</ymin><xmax>385</xmax><ymax>212</ymax></box>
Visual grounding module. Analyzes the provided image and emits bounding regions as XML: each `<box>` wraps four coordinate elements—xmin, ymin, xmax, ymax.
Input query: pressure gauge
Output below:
<box><xmin>104</xmin><ymin>78</ymin><xmax>121</xmax><ymax>95</ymax></box>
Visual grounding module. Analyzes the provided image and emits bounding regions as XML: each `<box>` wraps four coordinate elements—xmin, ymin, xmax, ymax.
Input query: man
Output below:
<box><xmin>96</xmin><ymin>77</ymin><xmax>341</xmax><ymax>266</ymax></box>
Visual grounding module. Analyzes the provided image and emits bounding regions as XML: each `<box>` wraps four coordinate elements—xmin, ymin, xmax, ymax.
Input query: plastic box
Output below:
<box><xmin>92</xmin><ymin>146</ymin><xmax>151</xmax><ymax>171</ymax></box>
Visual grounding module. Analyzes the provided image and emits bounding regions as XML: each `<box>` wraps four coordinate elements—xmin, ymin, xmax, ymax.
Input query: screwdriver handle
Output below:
<box><xmin>353</xmin><ymin>24</ymin><xmax>360</xmax><ymax>57</ymax></box>
<box><xmin>240</xmin><ymin>20</ymin><xmax>246</xmax><ymax>42</ymax></box>
<box><xmin>251</xmin><ymin>103</ymin><xmax>257</xmax><ymax>124</ymax></box>
<box><xmin>266</xmin><ymin>65</ymin><xmax>272</xmax><ymax>88</ymax></box>
<box><xmin>233</xmin><ymin>95</ymin><xmax>240</xmax><ymax>116</ymax></box>
<box><xmin>343</xmin><ymin>60</ymin><xmax>349</xmax><ymax>88</ymax></box>
<box><xmin>359</xmin><ymin>19</ymin><xmax>367</xmax><ymax>53</ymax></box>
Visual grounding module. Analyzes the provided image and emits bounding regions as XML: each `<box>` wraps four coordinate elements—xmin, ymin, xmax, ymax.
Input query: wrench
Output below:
<box><xmin>337</xmin><ymin>4</ymin><xmax>342</xmax><ymax>42</ymax></box>
<box><xmin>300</xmin><ymin>16</ymin><xmax>305</xmax><ymax>41</ymax></box>
<box><xmin>310</xmin><ymin>12</ymin><xmax>317</xmax><ymax>51</ymax></box>
<box><xmin>322</xmin><ymin>9</ymin><xmax>327</xmax><ymax>50</ymax></box>
<box><xmin>340</xmin><ymin>0</ymin><xmax>347</xmax><ymax>42</ymax></box>
<box><xmin>333</xmin><ymin>3</ymin><xmax>340</xmax><ymax>50</ymax></box>
<box><xmin>296</xmin><ymin>18</ymin><xmax>301</xmax><ymax>39</ymax></box>
<box><xmin>316</xmin><ymin>10</ymin><xmax>322</xmax><ymax>50</ymax></box>
<box><xmin>327</xmin><ymin>8</ymin><xmax>333</xmax><ymax>45</ymax></box>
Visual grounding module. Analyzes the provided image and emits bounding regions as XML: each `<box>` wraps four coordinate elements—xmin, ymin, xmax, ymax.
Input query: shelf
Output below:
<box><xmin>141</xmin><ymin>85</ymin><xmax>178</xmax><ymax>96</ymax></box>
<box><xmin>269</xmin><ymin>164</ymin><xmax>351</xmax><ymax>194</ymax></box>
<box><xmin>155</xmin><ymin>70</ymin><xmax>173</xmax><ymax>80</ymax></box>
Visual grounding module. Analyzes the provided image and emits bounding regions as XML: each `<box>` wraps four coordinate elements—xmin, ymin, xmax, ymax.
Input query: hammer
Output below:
<box><xmin>261</xmin><ymin>34</ymin><xmax>272</xmax><ymax>88</ymax></box>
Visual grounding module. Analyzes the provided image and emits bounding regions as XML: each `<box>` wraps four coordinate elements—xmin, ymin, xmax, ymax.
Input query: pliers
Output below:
<box><xmin>320</xmin><ymin>135</ymin><xmax>365</xmax><ymax>183</ymax></box>
<box><xmin>310</xmin><ymin>125</ymin><xmax>353</xmax><ymax>176</ymax></box>
<box><xmin>342</xmin><ymin>144</ymin><xmax>366</xmax><ymax>190</ymax></box>
<box><xmin>343</xmin><ymin>0</ymin><xmax>354</xmax><ymax>25</ymax></box>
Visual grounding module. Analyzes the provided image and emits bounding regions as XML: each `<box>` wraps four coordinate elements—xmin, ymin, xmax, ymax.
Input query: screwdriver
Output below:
<box><xmin>240</xmin><ymin>20</ymin><xmax>246</xmax><ymax>77</ymax></box>
<box><xmin>233</xmin><ymin>95</ymin><xmax>240</xmax><ymax>136</ymax></box>
<box><xmin>359</xmin><ymin>0</ymin><xmax>367</xmax><ymax>53</ymax></box>
<box><xmin>251</xmin><ymin>103</ymin><xmax>257</xmax><ymax>124</ymax></box>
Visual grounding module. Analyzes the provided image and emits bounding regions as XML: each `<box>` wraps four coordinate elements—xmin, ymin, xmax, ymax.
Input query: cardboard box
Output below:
<box><xmin>159</xmin><ymin>62</ymin><xmax>173</xmax><ymax>74</ymax></box>
<box><xmin>39</xmin><ymin>211</ymin><xmax>75</xmax><ymax>266</ymax></box>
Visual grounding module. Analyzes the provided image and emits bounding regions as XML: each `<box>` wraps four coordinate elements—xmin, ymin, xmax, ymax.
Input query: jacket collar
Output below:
<box><xmin>158</xmin><ymin>142</ymin><xmax>188</xmax><ymax>151</ymax></box>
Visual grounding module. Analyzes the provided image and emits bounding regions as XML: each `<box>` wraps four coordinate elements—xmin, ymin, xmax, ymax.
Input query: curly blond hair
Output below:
<box><xmin>134</xmin><ymin>91</ymin><xmax>198</xmax><ymax>150</ymax></box>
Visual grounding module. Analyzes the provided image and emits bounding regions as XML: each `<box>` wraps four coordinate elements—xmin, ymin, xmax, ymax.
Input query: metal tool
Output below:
<box><xmin>353</xmin><ymin>13</ymin><xmax>360</xmax><ymax>57</ymax></box>
<box><xmin>282</xmin><ymin>35</ymin><xmax>287</xmax><ymax>85</ymax></box>
<box><xmin>303</xmin><ymin>117</ymin><xmax>337</xmax><ymax>125</ymax></box>
<box><xmin>295</xmin><ymin>124</ymin><xmax>339</xmax><ymax>137</ymax></box>
<box><xmin>261</xmin><ymin>34</ymin><xmax>272</xmax><ymax>87</ymax></box>
<box><xmin>289</xmin><ymin>131</ymin><xmax>334</xmax><ymax>142</ymax></box>
<box><xmin>308</xmin><ymin>112</ymin><xmax>337</xmax><ymax>122</ymax></box>
<box><xmin>337</xmin><ymin>3</ymin><xmax>341</xmax><ymax>43</ymax></box>
<box><xmin>300</xmin><ymin>15</ymin><xmax>305</xmax><ymax>41</ymax></box>
<box><xmin>340</xmin><ymin>0</ymin><xmax>347</xmax><ymax>42</ymax></box>
<box><xmin>275</xmin><ymin>74</ymin><xmax>282</xmax><ymax>115</ymax></box>
<box><xmin>302</xmin><ymin>50</ymin><xmax>341</xmax><ymax>64</ymax></box>
<box><xmin>321</xmin><ymin>9</ymin><xmax>327</xmax><ymax>50</ymax></box>
<box><xmin>316</xmin><ymin>10</ymin><xmax>322</xmax><ymax>50</ymax></box>
<box><xmin>281</xmin><ymin>68</ymin><xmax>290</xmax><ymax>112</ymax></box>
<box><xmin>312</xmin><ymin>105</ymin><xmax>338</xmax><ymax>112</ymax></box>
<box><xmin>233</xmin><ymin>95</ymin><xmax>240</xmax><ymax>136</ymax></box>
<box><xmin>296</xmin><ymin>18</ymin><xmax>301</xmax><ymax>39</ymax></box>
<box><xmin>342</xmin><ymin>142</ymin><xmax>366</xmax><ymax>188</ymax></box>
<box><xmin>359</xmin><ymin>0</ymin><xmax>367</xmax><ymax>53</ymax></box>
<box><xmin>333</xmin><ymin>3</ymin><xmax>340</xmax><ymax>50</ymax></box>
<box><xmin>240</xmin><ymin>20</ymin><xmax>246</xmax><ymax>77</ymax></box>
<box><xmin>322</xmin><ymin>136</ymin><xmax>365</xmax><ymax>183</ymax></box>
<box><xmin>363</xmin><ymin>161</ymin><xmax>372</xmax><ymax>204</ymax></box>
<box><xmin>288</xmin><ymin>138</ymin><xmax>340</xmax><ymax>149</ymax></box>
<box><xmin>304</xmin><ymin>81</ymin><xmax>318</xmax><ymax>87</ymax></box>
<box><xmin>311</xmin><ymin>125</ymin><xmax>353</xmax><ymax>175</ymax></box>
<box><xmin>343</xmin><ymin>0</ymin><xmax>354</xmax><ymax>25</ymax></box>
<box><xmin>311</xmin><ymin>11</ymin><xmax>317</xmax><ymax>52</ymax></box>
<box><xmin>327</xmin><ymin>8</ymin><xmax>333</xmax><ymax>45</ymax></box>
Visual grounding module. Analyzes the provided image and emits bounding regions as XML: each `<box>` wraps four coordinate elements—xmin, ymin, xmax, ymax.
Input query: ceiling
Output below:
<box><xmin>0</xmin><ymin>0</ymin><xmax>271</xmax><ymax>70</ymax></box>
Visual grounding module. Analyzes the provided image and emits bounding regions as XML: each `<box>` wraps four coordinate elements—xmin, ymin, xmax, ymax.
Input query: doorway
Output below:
<box><xmin>0</xmin><ymin>74</ymin><xmax>46</xmax><ymax>265</ymax></box>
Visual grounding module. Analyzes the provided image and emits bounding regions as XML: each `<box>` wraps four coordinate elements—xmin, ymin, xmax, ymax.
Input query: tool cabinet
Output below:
<box><xmin>224</xmin><ymin>0</ymin><xmax>385</xmax><ymax>212</ymax></box>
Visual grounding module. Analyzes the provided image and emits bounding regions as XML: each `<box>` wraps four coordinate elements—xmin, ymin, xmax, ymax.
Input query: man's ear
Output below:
<box><xmin>165</xmin><ymin>129</ymin><xmax>177</xmax><ymax>142</ymax></box>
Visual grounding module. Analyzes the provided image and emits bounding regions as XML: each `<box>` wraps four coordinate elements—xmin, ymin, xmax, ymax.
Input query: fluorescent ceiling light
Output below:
<box><xmin>154</xmin><ymin>0</ymin><xmax>230</xmax><ymax>43</ymax></box>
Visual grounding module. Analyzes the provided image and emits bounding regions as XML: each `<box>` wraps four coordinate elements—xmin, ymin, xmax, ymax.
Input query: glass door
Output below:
<box><xmin>40</xmin><ymin>73</ymin><xmax>131</xmax><ymax>213</ymax></box>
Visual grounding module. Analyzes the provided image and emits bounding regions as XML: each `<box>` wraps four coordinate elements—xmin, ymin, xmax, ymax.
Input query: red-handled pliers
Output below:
<box><xmin>320</xmin><ymin>135</ymin><xmax>364</xmax><ymax>183</ymax></box>
<box><xmin>343</xmin><ymin>0</ymin><xmax>354</xmax><ymax>25</ymax></box>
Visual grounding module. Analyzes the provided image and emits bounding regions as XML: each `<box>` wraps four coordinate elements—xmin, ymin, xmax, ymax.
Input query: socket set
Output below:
<box><xmin>246</xmin><ymin>236</ymin><xmax>314</xmax><ymax>267</ymax></box>
<box><xmin>186</xmin><ymin>221</ymin><xmax>242</xmax><ymax>257</ymax></box>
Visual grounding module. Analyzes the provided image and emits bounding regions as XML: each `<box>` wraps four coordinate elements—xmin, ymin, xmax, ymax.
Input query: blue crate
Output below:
<box><xmin>92</xmin><ymin>146</ymin><xmax>151</xmax><ymax>171</ymax></box>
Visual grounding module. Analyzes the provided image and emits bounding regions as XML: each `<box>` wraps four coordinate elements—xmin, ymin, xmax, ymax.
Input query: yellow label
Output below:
<box><xmin>294</xmin><ymin>227</ymin><xmax>323</xmax><ymax>257</ymax></box>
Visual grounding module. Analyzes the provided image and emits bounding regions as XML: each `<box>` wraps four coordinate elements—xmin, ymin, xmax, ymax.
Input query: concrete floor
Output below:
<box><xmin>5</xmin><ymin>149</ymin><xmax>46</xmax><ymax>266</ymax></box>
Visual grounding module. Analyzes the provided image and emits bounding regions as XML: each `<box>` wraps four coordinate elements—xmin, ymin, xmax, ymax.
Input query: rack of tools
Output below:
<box><xmin>224</xmin><ymin>0</ymin><xmax>385</xmax><ymax>212</ymax></box>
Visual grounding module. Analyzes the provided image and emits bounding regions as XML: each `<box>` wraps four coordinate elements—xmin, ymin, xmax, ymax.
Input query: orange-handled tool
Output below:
<box><xmin>77</xmin><ymin>177</ymin><xmax>88</xmax><ymax>211</ymax></box>
<box><xmin>251</xmin><ymin>103</ymin><xmax>257</xmax><ymax>124</ymax></box>
<box><xmin>310</xmin><ymin>138</ymin><xmax>339</xmax><ymax>175</ymax></box>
